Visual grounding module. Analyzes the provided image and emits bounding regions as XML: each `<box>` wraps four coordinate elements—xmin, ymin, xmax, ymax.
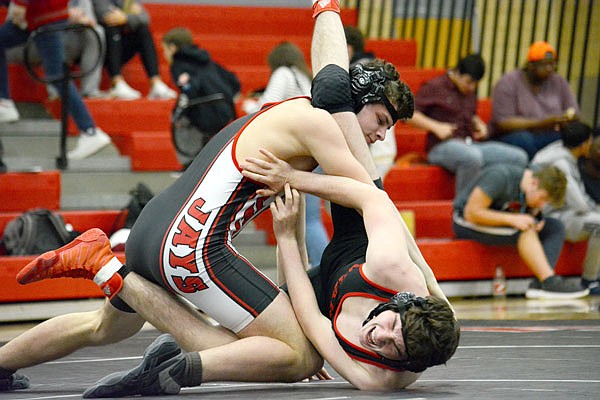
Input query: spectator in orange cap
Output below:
<box><xmin>489</xmin><ymin>41</ymin><xmax>580</xmax><ymax>159</ymax></box>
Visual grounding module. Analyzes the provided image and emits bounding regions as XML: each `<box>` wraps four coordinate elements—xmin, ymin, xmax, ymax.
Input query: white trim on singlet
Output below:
<box><xmin>161</xmin><ymin>140</ymin><xmax>275</xmax><ymax>333</ymax></box>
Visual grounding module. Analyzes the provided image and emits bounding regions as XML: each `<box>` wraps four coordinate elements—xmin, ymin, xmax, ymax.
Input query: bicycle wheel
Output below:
<box><xmin>171</xmin><ymin>114</ymin><xmax>210</xmax><ymax>158</ymax></box>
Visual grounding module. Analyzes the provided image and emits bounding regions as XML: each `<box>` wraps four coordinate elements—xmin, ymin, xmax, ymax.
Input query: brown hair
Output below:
<box><xmin>267</xmin><ymin>42</ymin><xmax>312</xmax><ymax>81</ymax></box>
<box><xmin>162</xmin><ymin>27</ymin><xmax>194</xmax><ymax>48</ymax></box>
<box><xmin>344</xmin><ymin>25</ymin><xmax>365</xmax><ymax>53</ymax></box>
<box><xmin>363</xmin><ymin>59</ymin><xmax>414</xmax><ymax>120</ymax></box>
<box><xmin>534</xmin><ymin>165</ymin><xmax>567</xmax><ymax>207</ymax></box>
<box><xmin>403</xmin><ymin>296</ymin><xmax>460</xmax><ymax>371</ymax></box>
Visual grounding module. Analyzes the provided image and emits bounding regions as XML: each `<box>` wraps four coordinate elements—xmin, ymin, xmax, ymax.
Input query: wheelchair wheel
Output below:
<box><xmin>171</xmin><ymin>114</ymin><xmax>211</xmax><ymax>158</ymax></box>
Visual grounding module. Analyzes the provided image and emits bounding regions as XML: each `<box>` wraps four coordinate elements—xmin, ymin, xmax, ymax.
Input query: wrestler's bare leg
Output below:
<box><xmin>0</xmin><ymin>272</ymin><xmax>234</xmax><ymax>372</ymax></box>
<box><xmin>0</xmin><ymin>302</ymin><xmax>144</xmax><ymax>371</ymax></box>
<box><xmin>118</xmin><ymin>273</ymin><xmax>322</xmax><ymax>382</ymax></box>
<box><xmin>118</xmin><ymin>273</ymin><xmax>238</xmax><ymax>351</ymax></box>
<box><xmin>311</xmin><ymin>8</ymin><xmax>380</xmax><ymax>180</ymax></box>
<box><xmin>195</xmin><ymin>293</ymin><xmax>322</xmax><ymax>382</ymax></box>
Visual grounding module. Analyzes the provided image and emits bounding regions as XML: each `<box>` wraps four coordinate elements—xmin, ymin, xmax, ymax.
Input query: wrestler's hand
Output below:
<box><xmin>241</xmin><ymin>149</ymin><xmax>295</xmax><ymax>197</ymax></box>
<box><xmin>303</xmin><ymin>367</ymin><xmax>334</xmax><ymax>382</ymax></box>
<box><xmin>270</xmin><ymin>184</ymin><xmax>300</xmax><ymax>240</ymax></box>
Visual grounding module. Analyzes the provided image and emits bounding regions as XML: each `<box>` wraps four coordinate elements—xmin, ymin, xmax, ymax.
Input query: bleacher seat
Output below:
<box><xmin>0</xmin><ymin>210</ymin><xmax>126</xmax><ymax>302</ymax></box>
<box><xmin>384</xmin><ymin>162</ymin><xmax>455</xmax><ymax>202</ymax></box>
<box><xmin>0</xmin><ymin>171</ymin><xmax>61</xmax><ymax>212</ymax></box>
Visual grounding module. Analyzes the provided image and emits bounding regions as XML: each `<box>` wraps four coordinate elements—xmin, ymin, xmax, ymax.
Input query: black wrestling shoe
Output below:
<box><xmin>83</xmin><ymin>334</ymin><xmax>183</xmax><ymax>398</ymax></box>
<box><xmin>0</xmin><ymin>372</ymin><xmax>30</xmax><ymax>391</ymax></box>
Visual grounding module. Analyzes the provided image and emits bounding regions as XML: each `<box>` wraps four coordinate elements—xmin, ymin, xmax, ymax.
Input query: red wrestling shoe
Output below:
<box><xmin>312</xmin><ymin>0</ymin><xmax>340</xmax><ymax>18</ymax></box>
<box><xmin>16</xmin><ymin>228</ymin><xmax>123</xmax><ymax>298</ymax></box>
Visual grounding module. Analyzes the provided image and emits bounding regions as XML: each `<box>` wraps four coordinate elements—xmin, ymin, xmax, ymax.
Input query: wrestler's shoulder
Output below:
<box><xmin>275</xmin><ymin>97</ymin><xmax>333</xmax><ymax>121</ymax></box>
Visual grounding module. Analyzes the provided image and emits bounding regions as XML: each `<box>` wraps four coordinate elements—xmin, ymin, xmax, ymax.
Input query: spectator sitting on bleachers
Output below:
<box><xmin>452</xmin><ymin>163</ymin><xmax>589</xmax><ymax>299</ymax></box>
<box><xmin>344</xmin><ymin>25</ymin><xmax>374</xmax><ymax>66</ymax></box>
<box><xmin>0</xmin><ymin>0</ymin><xmax>112</xmax><ymax>160</ymax></box>
<box><xmin>532</xmin><ymin>121</ymin><xmax>600</xmax><ymax>295</ymax></box>
<box><xmin>489</xmin><ymin>41</ymin><xmax>580</xmax><ymax>159</ymax></box>
<box><xmin>161</xmin><ymin>27</ymin><xmax>240</xmax><ymax>137</ymax></box>
<box><xmin>92</xmin><ymin>0</ymin><xmax>175</xmax><ymax>100</ymax></box>
<box><xmin>242</xmin><ymin>41</ymin><xmax>312</xmax><ymax>114</ymax></box>
<box><xmin>5</xmin><ymin>0</ymin><xmax>106</xmax><ymax>99</ymax></box>
<box><xmin>408</xmin><ymin>54</ymin><xmax>528</xmax><ymax>193</ymax></box>
<box><xmin>580</xmin><ymin>133</ymin><xmax>600</xmax><ymax>204</ymax></box>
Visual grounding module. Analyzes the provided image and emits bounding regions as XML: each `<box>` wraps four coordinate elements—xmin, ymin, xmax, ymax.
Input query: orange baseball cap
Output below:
<box><xmin>527</xmin><ymin>41</ymin><xmax>556</xmax><ymax>62</ymax></box>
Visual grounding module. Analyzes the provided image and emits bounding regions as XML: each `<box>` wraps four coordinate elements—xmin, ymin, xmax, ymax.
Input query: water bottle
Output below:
<box><xmin>493</xmin><ymin>265</ymin><xmax>506</xmax><ymax>297</ymax></box>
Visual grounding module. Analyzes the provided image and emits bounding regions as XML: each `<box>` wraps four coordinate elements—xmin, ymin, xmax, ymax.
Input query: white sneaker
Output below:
<box><xmin>110</xmin><ymin>80</ymin><xmax>141</xmax><ymax>100</ymax></box>
<box><xmin>67</xmin><ymin>127</ymin><xmax>111</xmax><ymax>160</ymax></box>
<box><xmin>46</xmin><ymin>85</ymin><xmax>60</xmax><ymax>101</ymax></box>
<box><xmin>0</xmin><ymin>99</ymin><xmax>20</xmax><ymax>123</ymax></box>
<box><xmin>148</xmin><ymin>80</ymin><xmax>177</xmax><ymax>100</ymax></box>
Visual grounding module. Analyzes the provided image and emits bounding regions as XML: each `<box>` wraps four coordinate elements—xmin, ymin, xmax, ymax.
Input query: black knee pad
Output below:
<box><xmin>311</xmin><ymin>64</ymin><xmax>354</xmax><ymax>114</ymax></box>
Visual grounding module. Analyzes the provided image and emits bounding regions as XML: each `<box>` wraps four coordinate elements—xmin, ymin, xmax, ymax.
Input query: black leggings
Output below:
<box><xmin>103</xmin><ymin>24</ymin><xmax>159</xmax><ymax>78</ymax></box>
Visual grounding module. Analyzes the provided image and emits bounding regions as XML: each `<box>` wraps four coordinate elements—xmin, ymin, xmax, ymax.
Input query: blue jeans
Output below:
<box><xmin>495</xmin><ymin>130</ymin><xmax>561</xmax><ymax>160</ymax></box>
<box><xmin>453</xmin><ymin>214</ymin><xmax>566</xmax><ymax>268</ymax></box>
<box><xmin>0</xmin><ymin>21</ymin><xmax>95</xmax><ymax>131</ymax></box>
<box><xmin>305</xmin><ymin>166</ymin><xmax>329</xmax><ymax>266</ymax></box>
<box><xmin>428</xmin><ymin>139</ymin><xmax>528</xmax><ymax>193</ymax></box>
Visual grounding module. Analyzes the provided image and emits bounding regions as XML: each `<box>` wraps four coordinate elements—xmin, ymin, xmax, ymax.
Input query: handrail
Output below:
<box><xmin>23</xmin><ymin>23</ymin><xmax>104</xmax><ymax>169</ymax></box>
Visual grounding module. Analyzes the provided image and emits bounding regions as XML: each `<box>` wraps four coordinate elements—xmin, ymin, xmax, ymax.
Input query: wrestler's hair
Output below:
<box><xmin>162</xmin><ymin>27</ymin><xmax>194</xmax><ymax>48</ymax></box>
<box><xmin>402</xmin><ymin>296</ymin><xmax>460</xmax><ymax>373</ymax></box>
<box><xmin>351</xmin><ymin>59</ymin><xmax>414</xmax><ymax>121</ymax></box>
<box><xmin>533</xmin><ymin>165</ymin><xmax>567</xmax><ymax>208</ymax></box>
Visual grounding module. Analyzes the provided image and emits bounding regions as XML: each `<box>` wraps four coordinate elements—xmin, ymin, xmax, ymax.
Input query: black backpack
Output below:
<box><xmin>1</xmin><ymin>209</ymin><xmax>79</xmax><ymax>256</ymax></box>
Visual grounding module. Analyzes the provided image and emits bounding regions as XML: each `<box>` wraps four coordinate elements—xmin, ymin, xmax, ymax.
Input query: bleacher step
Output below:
<box><xmin>59</xmin><ymin>171</ymin><xmax>176</xmax><ymax>210</ymax></box>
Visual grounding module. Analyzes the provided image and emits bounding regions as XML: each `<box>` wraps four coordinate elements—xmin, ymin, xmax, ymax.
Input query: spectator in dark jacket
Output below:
<box><xmin>161</xmin><ymin>27</ymin><xmax>240</xmax><ymax>136</ymax></box>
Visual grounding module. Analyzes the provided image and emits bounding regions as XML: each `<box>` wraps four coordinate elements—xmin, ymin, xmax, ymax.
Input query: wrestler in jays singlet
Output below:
<box><xmin>122</xmin><ymin>105</ymin><xmax>281</xmax><ymax>333</ymax></box>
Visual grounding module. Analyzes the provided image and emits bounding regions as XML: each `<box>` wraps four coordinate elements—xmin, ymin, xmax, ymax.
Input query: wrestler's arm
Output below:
<box><xmin>311</xmin><ymin>10</ymin><xmax>380</xmax><ymax>180</ymax></box>
<box><xmin>272</xmin><ymin>185</ymin><xmax>409</xmax><ymax>390</ymax></box>
<box><xmin>288</xmin><ymin>106</ymin><xmax>375</xmax><ymax>190</ymax></box>
<box><xmin>243</xmin><ymin>150</ymin><xmax>449</xmax><ymax>303</ymax></box>
<box><xmin>276</xmin><ymin>193</ymin><xmax>309</xmax><ymax>286</ymax></box>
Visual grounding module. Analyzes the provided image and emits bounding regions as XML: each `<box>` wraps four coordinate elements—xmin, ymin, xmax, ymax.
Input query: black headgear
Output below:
<box><xmin>350</xmin><ymin>63</ymin><xmax>400</xmax><ymax>124</ymax></box>
<box><xmin>362</xmin><ymin>291</ymin><xmax>430</xmax><ymax>373</ymax></box>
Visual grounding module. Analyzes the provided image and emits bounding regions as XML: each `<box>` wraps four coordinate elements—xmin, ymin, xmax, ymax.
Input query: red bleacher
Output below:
<box><xmin>0</xmin><ymin>210</ymin><xmax>126</xmax><ymax>302</ymax></box>
<box><xmin>0</xmin><ymin>171</ymin><xmax>61</xmax><ymax>212</ymax></box>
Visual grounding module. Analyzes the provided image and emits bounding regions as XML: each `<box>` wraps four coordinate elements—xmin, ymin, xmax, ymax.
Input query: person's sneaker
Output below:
<box><xmin>525</xmin><ymin>275</ymin><xmax>590</xmax><ymax>299</ymax></box>
<box><xmin>581</xmin><ymin>278</ymin><xmax>600</xmax><ymax>295</ymax></box>
<box><xmin>0</xmin><ymin>372</ymin><xmax>30</xmax><ymax>391</ymax></box>
<box><xmin>148</xmin><ymin>80</ymin><xmax>177</xmax><ymax>100</ymax></box>
<box><xmin>46</xmin><ymin>84</ymin><xmax>60</xmax><ymax>101</ymax></box>
<box><xmin>16</xmin><ymin>228</ymin><xmax>123</xmax><ymax>298</ymax></box>
<box><xmin>0</xmin><ymin>99</ymin><xmax>20</xmax><ymax>123</ymax></box>
<box><xmin>110</xmin><ymin>80</ymin><xmax>141</xmax><ymax>100</ymax></box>
<box><xmin>83</xmin><ymin>334</ymin><xmax>183</xmax><ymax>398</ymax></box>
<box><xmin>84</xmin><ymin>89</ymin><xmax>110</xmax><ymax>99</ymax></box>
<box><xmin>67</xmin><ymin>128</ymin><xmax>111</xmax><ymax>160</ymax></box>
